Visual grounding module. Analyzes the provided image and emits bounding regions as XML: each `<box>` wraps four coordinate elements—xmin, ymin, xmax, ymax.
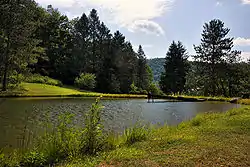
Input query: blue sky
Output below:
<box><xmin>36</xmin><ymin>0</ymin><xmax>250</xmax><ymax>60</ymax></box>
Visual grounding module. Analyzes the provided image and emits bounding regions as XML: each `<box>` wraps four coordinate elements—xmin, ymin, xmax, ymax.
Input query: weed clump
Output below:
<box><xmin>124</xmin><ymin>123</ymin><xmax>149</xmax><ymax>145</ymax></box>
<box><xmin>191</xmin><ymin>117</ymin><xmax>202</xmax><ymax>126</ymax></box>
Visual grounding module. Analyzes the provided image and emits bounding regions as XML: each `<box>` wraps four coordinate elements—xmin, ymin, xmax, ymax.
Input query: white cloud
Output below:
<box><xmin>129</xmin><ymin>20</ymin><xmax>165</xmax><ymax>36</ymax></box>
<box><xmin>241</xmin><ymin>52</ymin><xmax>250</xmax><ymax>61</ymax></box>
<box><xmin>241</xmin><ymin>0</ymin><xmax>250</xmax><ymax>4</ymax></box>
<box><xmin>36</xmin><ymin>0</ymin><xmax>174</xmax><ymax>36</ymax></box>
<box><xmin>216</xmin><ymin>1</ymin><xmax>222</xmax><ymax>6</ymax></box>
<box><xmin>234</xmin><ymin>37</ymin><xmax>250</xmax><ymax>46</ymax></box>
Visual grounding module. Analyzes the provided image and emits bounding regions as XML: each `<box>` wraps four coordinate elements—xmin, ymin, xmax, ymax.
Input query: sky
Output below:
<box><xmin>36</xmin><ymin>0</ymin><xmax>250</xmax><ymax>61</ymax></box>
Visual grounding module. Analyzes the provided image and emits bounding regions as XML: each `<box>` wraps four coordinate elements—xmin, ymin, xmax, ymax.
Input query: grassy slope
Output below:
<box><xmin>60</xmin><ymin>106</ymin><xmax>250</xmax><ymax>167</ymax></box>
<box><xmin>1</xmin><ymin>83</ymin><xmax>249</xmax><ymax>105</ymax></box>
<box><xmin>0</xmin><ymin>83</ymin><xmax>147</xmax><ymax>98</ymax></box>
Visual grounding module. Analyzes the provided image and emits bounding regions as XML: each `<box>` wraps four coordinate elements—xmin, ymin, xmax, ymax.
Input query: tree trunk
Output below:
<box><xmin>2</xmin><ymin>36</ymin><xmax>10</xmax><ymax>91</ymax></box>
<box><xmin>2</xmin><ymin>62</ymin><xmax>8</xmax><ymax>91</ymax></box>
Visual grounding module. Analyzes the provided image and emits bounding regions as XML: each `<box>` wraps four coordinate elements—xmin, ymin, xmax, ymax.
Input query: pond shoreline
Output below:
<box><xmin>0</xmin><ymin>94</ymin><xmax>244</xmax><ymax>104</ymax></box>
<box><xmin>0</xmin><ymin>83</ymin><xmax>248</xmax><ymax>104</ymax></box>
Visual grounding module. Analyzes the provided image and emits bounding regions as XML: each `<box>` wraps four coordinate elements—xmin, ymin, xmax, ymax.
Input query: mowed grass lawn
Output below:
<box><xmin>0</xmin><ymin>83</ymin><xmax>147</xmax><ymax>98</ymax></box>
<box><xmin>59</xmin><ymin>107</ymin><xmax>250</xmax><ymax>167</ymax></box>
<box><xmin>23</xmin><ymin>83</ymin><xmax>83</xmax><ymax>95</ymax></box>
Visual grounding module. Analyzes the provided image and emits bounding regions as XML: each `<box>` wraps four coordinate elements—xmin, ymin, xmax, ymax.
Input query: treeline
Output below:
<box><xmin>160</xmin><ymin>19</ymin><xmax>250</xmax><ymax>97</ymax></box>
<box><xmin>0</xmin><ymin>1</ymin><xmax>154</xmax><ymax>94</ymax></box>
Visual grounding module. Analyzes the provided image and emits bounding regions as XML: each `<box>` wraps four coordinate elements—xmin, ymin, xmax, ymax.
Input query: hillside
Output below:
<box><xmin>147</xmin><ymin>58</ymin><xmax>165</xmax><ymax>82</ymax></box>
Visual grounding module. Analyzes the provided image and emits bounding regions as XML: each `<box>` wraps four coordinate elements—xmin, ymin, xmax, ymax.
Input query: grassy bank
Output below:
<box><xmin>1</xmin><ymin>99</ymin><xmax>250</xmax><ymax>167</ymax></box>
<box><xmin>61</xmin><ymin>106</ymin><xmax>250</xmax><ymax>167</ymax></box>
<box><xmin>0</xmin><ymin>83</ymin><xmax>147</xmax><ymax>99</ymax></box>
<box><xmin>1</xmin><ymin>83</ymin><xmax>250</xmax><ymax>105</ymax></box>
<box><xmin>238</xmin><ymin>99</ymin><xmax>250</xmax><ymax>105</ymax></box>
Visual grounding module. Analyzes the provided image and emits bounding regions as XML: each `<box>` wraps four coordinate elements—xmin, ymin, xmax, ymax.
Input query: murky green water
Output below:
<box><xmin>0</xmin><ymin>98</ymin><xmax>240</xmax><ymax>149</ymax></box>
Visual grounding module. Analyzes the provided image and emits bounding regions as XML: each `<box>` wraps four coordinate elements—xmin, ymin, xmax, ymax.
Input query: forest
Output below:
<box><xmin>1</xmin><ymin>0</ymin><xmax>250</xmax><ymax>98</ymax></box>
<box><xmin>0</xmin><ymin>0</ymin><xmax>153</xmax><ymax>94</ymax></box>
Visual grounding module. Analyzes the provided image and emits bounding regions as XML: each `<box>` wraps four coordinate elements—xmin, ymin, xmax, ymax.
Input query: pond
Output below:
<box><xmin>0</xmin><ymin>97</ymin><xmax>240</xmax><ymax>149</ymax></box>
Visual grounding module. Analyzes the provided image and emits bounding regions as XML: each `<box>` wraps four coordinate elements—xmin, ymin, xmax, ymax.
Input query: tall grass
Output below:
<box><xmin>124</xmin><ymin>123</ymin><xmax>150</xmax><ymax>145</ymax></box>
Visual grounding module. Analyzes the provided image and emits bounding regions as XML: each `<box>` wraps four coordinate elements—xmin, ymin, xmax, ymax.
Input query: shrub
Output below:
<box><xmin>25</xmin><ymin>74</ymin><xmax>63</xmax><ymax>87</ymax></box>
<box><xmin>129</xmin><ymin>82</ymin><xmax>139</xmax><ymax>94</ymax></box>
<box><xmin>124</xmin><ymin>123</ymin><xmax>149</xmax><ymax>145</ymax></box>
<box><xmin>191</xmin><ymin>117</ymin><xmax>202</xmax><ymax>126</ymax></box>
<box><xmin>7</xmin><ymin>71</ymin><xmax>24</xmax><ymax>89</ymax></box>
<box><xmin>148</xmin><ymin>83</ymin><xmax>163</xmax><ymax>96</ymax></box>
<box><xmin>75</xmin><ymin>73</ymin><xmax>96</xmax><ymax>90</ymax></box>
<box><xmin>20</xmin><ymin>151</ymin><xmax>46</xmax><ymax>167</ymax></box>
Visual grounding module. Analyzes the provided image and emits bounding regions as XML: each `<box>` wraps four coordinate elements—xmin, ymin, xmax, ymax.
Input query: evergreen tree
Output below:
<box><xmin>33</xmin><ymin>5</ymin><xmax>73</xmax><ymax>83</ymax></box>
<box><xmin>160</xmin><ymin>41</ymin><xmax>189</xmax><ymax>94</ymax></box>
<box><xmin>0</xmin><ymin>0</ymin><xmax>41</xmax><ymax>90</ymax></box>
<box><xmin>87</xmin><ymin>9</ymin><xmax>101</xmax><ymax>74</ymax></box>
<box><xmin>137</xmin><ymin>45</ymin><xmax>150</xmax><ymax>90</ymax></box>
<box><xmin>72</xmin><ymin>13</ymin><xmax>90</xmax><ymax>79</ymax></box>
<box><xmin>194</xmin><ymin>19</ymin><xmax>234</xmax><ymax>96</ymax></box>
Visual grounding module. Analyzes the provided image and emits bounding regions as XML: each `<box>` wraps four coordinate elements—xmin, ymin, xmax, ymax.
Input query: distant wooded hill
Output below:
<box><xmin>147</xmin><ymin>58</ymin><xmax>165</xmax><ymax>82</ymax></box>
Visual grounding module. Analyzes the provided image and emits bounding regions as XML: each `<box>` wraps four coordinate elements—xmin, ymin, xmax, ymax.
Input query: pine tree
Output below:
<box><xmin>88</xmin><ymin>9</ymin><xmax>101</xmax><ymax>74</ymax></box>
<box><xmin>160</xmin><ymin>41</ymin><xmax>189</xmax><ymax>94</ymax></box>
<box><xmin>72</xmin><ymin>13</ymin><xmax>90</xmax><ymax>76</ymax></box>
<box><xmin>0</xmin><ymin>0</ymin><xmax>41</xmax><ymax>90</ymax></box>
<box><xmin>137</xmin><ymin>45</ymin><xmax>150</xmax><ymax>90</ymax></box>
<box><xmin>194</xmin><ymin>19</ymin><xmax>234</xmax><ymax>96</ymax></box>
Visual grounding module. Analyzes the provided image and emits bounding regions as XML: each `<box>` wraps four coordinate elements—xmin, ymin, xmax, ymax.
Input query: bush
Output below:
<box><xmin>75</xmin><ymin>73</ymin><xmax>96</xmax><ymax>90</ymax></box>
<box><xmin>7</xmin><ymin>71</ymin><xmax>24</xmax><ymax>89</ymax></box>
<box><xmin>190</xmin><ymin>117</ymin><xmax>202</xmax><ymax>126</ymax></box>
<box><xmin>129</xmin><ymin>82</ymin><xmax>139</xmax><ymax>94</ymax></box>
<box><xmin>20</xmin><ymin>151</ymin><xmax>46</xmax><ymax>167</ymax></box>
<box><xmin>25</xmin><ymin>74</ymin><xmax>63</xmax><ymax>87</ymax></box>
<box><xmin>124</xmin><ymin>123</ymin><xmax>149</xmax><ymax>145</ymax></box>
<box><xmin>148</xmin><ymin>83</ymin><xmax>163</xmax><ymax>96</ymax></box>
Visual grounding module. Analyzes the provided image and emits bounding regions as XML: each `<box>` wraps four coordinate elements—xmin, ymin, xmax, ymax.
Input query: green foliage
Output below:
<box><xmin>20</xmin><ymin>151</ymin><xmax>46</xmax><ymax>167</ymax></box>
<box><xmin>38</xmin><ymin>112</ymin><xmax>82</xmax><ymax>164</ymax></box>
<box><xmin>0</xmin><ymin>0</ymin><xmax>42</xmax><ymax>91</ymax></box>
<box><xmin>81</xmin><ymin>97</ymin><xmax>105</xmax><ymax>155</ymax></box>
<box><xmin>160</xmin><ymin>41</ymin><xmax>189</xmax><ymax>95</ymax></box>
<box><xmin>129</xmin><ymin>82</ymin><xmax>139</xmax><ymax>94</ymax></box>
<box><xmin>124</xmin><ymin>123</ymin><xmax>149</xmax><ymax>145</ymax></box>
<box><xmin>0</xmin><ymin>149</ymin><xmax>5</xmax><ymax>166</ymax></box>
<box><xmin>75</xmin><ymin>73</ymin><xmax>96</xmax><ymax>90</ymax></box>
<box><xmin>148</xmin><ymin>83</ymin><xmax>163</xmax><ymax>96</ymax></box>
<box><xmin>25</xmin><ymin>74</ymin><xmax>63</xmax><ymax>86</ymax></box>
<box><xmin>7</xmin><ymin>72</ymin><xmax>25</xmax><ymax>89</ymax></box>
<box><xmin>147</xmin><ymin>58</ymin><xmax>165</xmax><ymax>82</ymax></box>
<box><xmin>190</xmin><ymin>117</ymin><xmax>202</xmax><ymax>126</ymax></box>
<box><xmin>193</xmin><ymin>19</ymin><xmax>241</xmax><ymax>97</ymax></box>
<box><xmin>137</xmin><ymin>45</ymin><xmax>151</xmax><ymax>91</ymax></box>
<box><xmin>0</xmin><ymin>3</ymin><xmax>156</xmax><ymax>94</ymax></box>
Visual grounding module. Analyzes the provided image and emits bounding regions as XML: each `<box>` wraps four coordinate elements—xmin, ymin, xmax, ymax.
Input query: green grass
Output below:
<box><xmin>238</xmin><ymin>99</ymin><xmax>250</xmax><ymax>105</ymax></box>
<box><xmin>0</xmin><ymin>83</ymin><xmax>147</xmax><ymax>98</ymax></box>
<box><xmin>163</xmin><ymin>95</ymin><xmax>232</xmax><ymax>102</ymax></box>
<box><xmin>56</xmin><ymin>106</ymin><xmax>250</xmax><ymax>167</ymax></box>
<box><xmin>1</xmin><ymin>82</ymin><xmax>249</xmax><ymax>104</ymax></box>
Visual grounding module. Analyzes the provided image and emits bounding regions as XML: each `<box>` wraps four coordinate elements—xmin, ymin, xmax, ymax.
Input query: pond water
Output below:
<box><xmin>0</xmin><ymin>97</ymin><xmax>240</xmax><ymax>149</ymax></box>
